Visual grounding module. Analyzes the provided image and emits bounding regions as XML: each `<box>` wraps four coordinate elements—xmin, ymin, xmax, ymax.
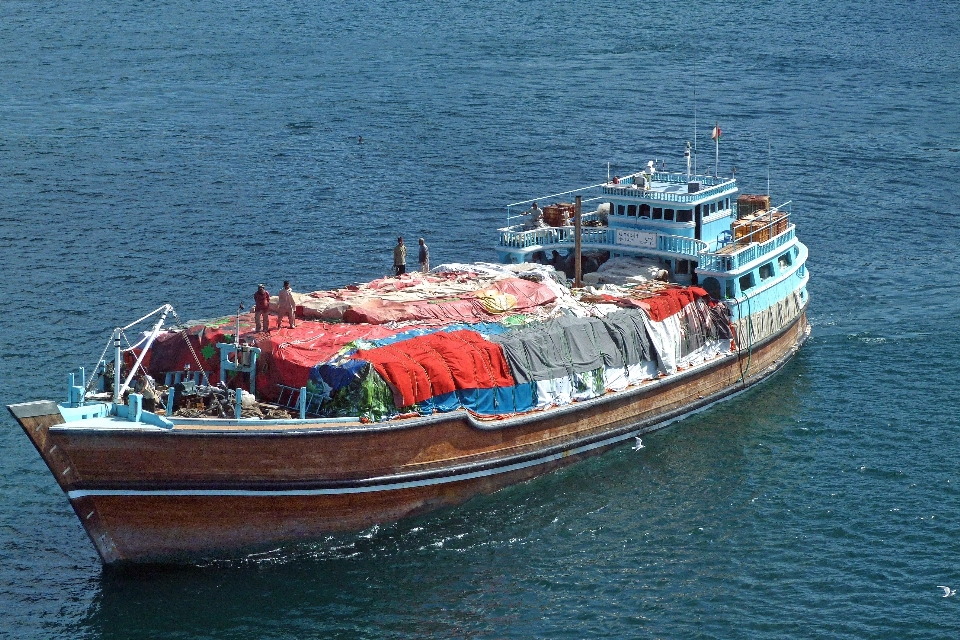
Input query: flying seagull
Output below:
<box><xmin>938</xmin><ymin>586</ymin><xmax>956</xmax><ymax>597</ymax></box>
<box><xmin>633</xmin><ymin>437</ymin><xmax>645</xmax><ymax>451</ymax></box>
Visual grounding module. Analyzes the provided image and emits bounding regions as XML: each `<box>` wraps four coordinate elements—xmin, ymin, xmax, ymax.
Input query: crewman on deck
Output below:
<box><xmin>133</xmin><ymin>371</ymin><xmax>157</xmax><ymax>412</ymax></box>
<box><xmin>418</xmin><ymin>238</ymin><xmax>430</xmax><ymax>273</ymax></box>
<box><xmin>522</xmin><ymin>202</ymin><xmax>545</xmax><ymax>230</ymax></box>
<box><xmin>393</xmin><ymin>237</ymin><xmax>406</xmax><ymax>276</ymax></box>
<box><xmin>254</xmin><ymin>284</ymin><xmax>270</xmax><ymax>333</ymax></box>
<box><xmin>277</xmin><ymin>280</ymin><xmax>296</xmax><ymax>329</ymax></box>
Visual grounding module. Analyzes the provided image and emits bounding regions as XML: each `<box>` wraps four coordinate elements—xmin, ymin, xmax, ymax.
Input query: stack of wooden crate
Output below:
<box><xmin>732</xmin><ymin>211</ymin><xmax>788</xmax><ymax>243</ymax></box>
<box><xmin>737</xmin><ymin>194</ymin><xmax>770</xmax><ymax>218</ymax></box>
<box><xmin>542</xmin><ymin>202</ymin><xmax>575</xmax><ymax>227</ymax></box>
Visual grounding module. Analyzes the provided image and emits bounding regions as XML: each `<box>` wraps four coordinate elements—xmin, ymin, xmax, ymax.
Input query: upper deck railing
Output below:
<box><xmin>498</xmin><ymin>225</ymin><xmax>707</xmax><ymax>259</ymax></box>
<box><xmin>601</xmin><ymin>173</ymin><xmax>737</xmax><ymax>204</ymax></box>
<box><xmin>697</xmin><ymin>224</ymin><xmax>797</xmax><ymax>272</ymax></box>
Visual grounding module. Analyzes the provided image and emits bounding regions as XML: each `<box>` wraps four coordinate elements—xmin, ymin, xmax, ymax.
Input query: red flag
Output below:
<box><xmin>711</xmin><ymin>123</ymin><xmax>722</xmax><ymax>140</ymax></box>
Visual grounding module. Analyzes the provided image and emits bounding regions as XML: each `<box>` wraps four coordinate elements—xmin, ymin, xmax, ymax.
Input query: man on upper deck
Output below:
<box><xmin>522</xmin><ymin>202</ymin><xmax>545</xmax><ymax>230</ymax></box>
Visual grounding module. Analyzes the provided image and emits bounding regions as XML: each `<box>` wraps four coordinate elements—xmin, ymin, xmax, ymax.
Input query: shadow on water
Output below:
<box><xmin>76</xmin><ymin>360</ymin><xmax>809</xmax><ymax>639</ymax></box>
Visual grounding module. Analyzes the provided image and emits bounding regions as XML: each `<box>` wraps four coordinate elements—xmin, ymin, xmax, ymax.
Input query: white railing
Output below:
<box><xmin>498</xmin><ymin>226</ymin><xmax>706</xmax><ymax>258</ymax></box>
<box><xmin>697</xmin><ymin>225</ymin><xmax>796</xmax><ymax>272</ymax></box>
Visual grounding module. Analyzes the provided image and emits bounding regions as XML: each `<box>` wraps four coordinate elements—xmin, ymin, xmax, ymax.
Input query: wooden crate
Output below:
<box><xmin>737</xmin><ymin>194</ymin><xmax>770</xmax><ymax>218</ymax></box>
<box><xmin>543</xmin><ymin>202</ymin><xmax>575</xmax><ymax>227</ymax></box>
<box><xmin>732</xmin><ymin>212</ymin><xmax>788</xmax><ymax>243</ymax></box>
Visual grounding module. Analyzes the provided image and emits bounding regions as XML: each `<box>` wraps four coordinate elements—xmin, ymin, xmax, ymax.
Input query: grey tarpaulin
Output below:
<box><xmin>491</xmin><ymin>310</ymin><xmax>654</xmax><ymax>384</ymax></box>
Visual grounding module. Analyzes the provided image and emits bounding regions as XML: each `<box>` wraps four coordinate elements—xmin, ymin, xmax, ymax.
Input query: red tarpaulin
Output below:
<box><xmin>353</xmin><ymin>330</ymin><xmax>515</xmax><ymax>407</ymax></box>
<box><xmin>631</xmin><ymin>287</ymin><xmax>709</xmax><ymax>322</ymax></box>
<box><xmin>145</xmin><ymin>314</ymin><xmax>404</xmax><ymax>400</ymax></box>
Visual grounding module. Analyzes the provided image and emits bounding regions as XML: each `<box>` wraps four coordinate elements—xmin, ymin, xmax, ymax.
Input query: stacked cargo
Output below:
<box><xmin>542</xmin><ymin>202</ymin><xmax>575</xmax><ymax>227</ymax></box>
<box><xmin>733</xmin><ymin>211</ymin><xmax>789</xmax><ymax>244</ymax></box>
<box><xmin>736</xmin><ymin>194</ymin><xmax>770</xmax><ymax>218</ymax></box>
<box><xmin>144</xmin><ymin>263</ymin><xmax>733</xmax><ymax>421</ymax></box>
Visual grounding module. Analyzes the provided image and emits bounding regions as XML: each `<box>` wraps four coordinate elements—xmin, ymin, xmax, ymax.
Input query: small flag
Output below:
<box><xmin>711</xmin><ymin>123</ymin><xmax>722</xmax><ymax>140</ymax></box>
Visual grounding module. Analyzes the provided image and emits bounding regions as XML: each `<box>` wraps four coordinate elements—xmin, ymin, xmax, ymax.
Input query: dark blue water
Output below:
<box><xmin>2</xmin><ymin>1</ymin><xmax>959</xmax><ymax>637</ymax></box>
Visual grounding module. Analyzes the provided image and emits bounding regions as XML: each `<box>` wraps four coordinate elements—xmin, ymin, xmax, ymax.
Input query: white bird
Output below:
<box><xmin>633</xmin><ymin>437</ymin><xmax>645</xmax><ymax>451</ymax></box>
<box><xmin>938</xmin><ymin>586</ymin><xmax>955</xmax><ymax>597</ymax></box>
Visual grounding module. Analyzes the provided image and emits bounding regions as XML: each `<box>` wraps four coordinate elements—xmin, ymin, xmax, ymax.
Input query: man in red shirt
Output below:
<box><xmin>254</xmin><ymin>284</ymin><xmax>270</xmax><ymax>333</ymax></box>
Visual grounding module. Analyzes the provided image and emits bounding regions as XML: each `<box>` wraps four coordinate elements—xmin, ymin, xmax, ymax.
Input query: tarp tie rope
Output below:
<box><xmin>169</xmin><ymin>307</ymin><xmax>210</xmax><ymax>385</ymax></box>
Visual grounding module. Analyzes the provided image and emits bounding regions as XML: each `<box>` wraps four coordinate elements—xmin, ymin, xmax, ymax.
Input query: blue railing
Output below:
<box><xmin>498</xmin><ymin>226</ymin><xmax>706</xmax><ymax>258</ymax></box>
<box><xmin>697</xmin><ymin>225</ymin><xmax>796</xmax><ymax>272</ymax></box>
<box><xmin>601</xmin><ymin>179</ymin><xmax>735</xmax><ymax>204</ymax></box>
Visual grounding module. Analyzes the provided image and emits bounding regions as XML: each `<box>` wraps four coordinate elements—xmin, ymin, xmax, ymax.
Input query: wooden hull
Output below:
<box><xmin>10</xmin><ymin>310</ymin><xmax>810</xmax><ymax>564</ymax></box>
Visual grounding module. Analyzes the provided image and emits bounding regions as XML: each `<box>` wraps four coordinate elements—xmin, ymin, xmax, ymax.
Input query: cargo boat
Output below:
<box><xmin>9</xmin><ymin>161</ymin><xmax>810</xmax><ymax>564</ymax></box>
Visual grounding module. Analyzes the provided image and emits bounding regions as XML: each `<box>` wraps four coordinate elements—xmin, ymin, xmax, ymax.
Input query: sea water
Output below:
<box><xmin>1</xmin><ymin>1</ymin><xmax>959</xmax><ymax>638</ymax></box>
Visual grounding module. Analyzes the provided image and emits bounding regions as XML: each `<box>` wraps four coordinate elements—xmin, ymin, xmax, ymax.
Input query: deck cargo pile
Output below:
<box><xmin>143</xmin><ymin>263</ymin><xmax>732</xmax><ymax>421</ymax></box>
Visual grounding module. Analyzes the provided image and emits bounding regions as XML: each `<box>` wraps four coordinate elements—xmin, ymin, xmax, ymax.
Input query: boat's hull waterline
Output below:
<box><xmin>10</xmin><ymin>310</ymin><xmax>808</xmax><ymax>563</ymax></box>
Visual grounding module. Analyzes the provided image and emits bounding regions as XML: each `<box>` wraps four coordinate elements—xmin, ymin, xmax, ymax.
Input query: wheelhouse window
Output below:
<box><xmin>617</xmin><ymin>205</ymin><xmax>625</xmax><ymax>216</ymax></box>
<box><xmin>778</xmin><ymin>252</ymin><xmax>792</xmax><ymax>269</ymax></box>
<box><xmin>677</xmin><ymin>209</ymin><xmax>692</xmax><ymax>222</ymax></box>
<box><xmin>739</xmin><ymin>273</ymin><xmax>755</xmax><ymax>291</ymax></box>
<box><xmin>653</xmin><ymin>207</ymin><xmax>663</xmax><ymax>220</ymax></box>
<box><xmin>639</xmin><ymin>204</ymin><xmax>651</xmax><ymax>217</ymax></box>
<box><xmin>627</xmin><ymin>204</ymin><xmax>637</xmax><ymax>217</ymax></box>
<box><xmin>759</xmin><ymin>263</ymin><xmax>774</xmax><ymax>280</ymax></box>
<box><xmin>664</xmin><ymin>208</ymin><xmax>675</xmax><ymax>221</ymax></box>
<box><xmin>676</xmin><ymin>259</ymin><xmax>690</xmax><ymax>274</ymax></box>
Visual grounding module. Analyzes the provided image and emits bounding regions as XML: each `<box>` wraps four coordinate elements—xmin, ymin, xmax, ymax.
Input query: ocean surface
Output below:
<box><xmin>2</xmin><ymin>1</ymin><xmax>959</xmax><ymax>637</ymax></box>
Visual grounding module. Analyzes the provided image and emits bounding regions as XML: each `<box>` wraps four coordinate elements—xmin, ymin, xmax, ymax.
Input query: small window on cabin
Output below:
<box><xmin>759</xmin><ymin>263</ymin><xmax>774</xmax><ymax>280</ymax></box>
<box><xmin>778</xmin><ymin>252</ymin><xmax>792</xmax><ymax>269</ymax></box>
<box><xmin>677</xmin><ymin>209</ymin><xmax>692</xmax><ymax>222</ymax></box>
<box><xmin>676</xmin><ymin>259</ymin><xmax>690</xmax><ymax>274</ymax></box>
<box><xmin>739</xmin><ymin>273</ymin><xmax>755</xmax><ymax>291</ymax></box>
<box><xmin>653</xmin><ymin>207</ymin><xmax>663</xmax><ymax>220</ymax></box>
<box><xmin>617</xmin><ymin>205</ymin><xmax>625</xmax><ymax>216</ymax></box>
<box><xmin>639</xmin><ymin>204</ymin><xmax>650</xmax><ymax>217</ymax></box>
<box><xmin>664</xmin><ymin>208</ymin><xmax>675</xmax><ymax>221</ymax></box>
<box><xmin>627</xmin><ymin>204</ymin><xmax>637</xmax><ymax>217</ymax></box>
<box><xmin>725</xmin><ymin>280</ymin><xmax>736</xmax><ymax>299</ymax></box>
<box><xmin>710</xmin><ymin>203</ymin><xmax>716</xmax><ymax>214</ymax></box>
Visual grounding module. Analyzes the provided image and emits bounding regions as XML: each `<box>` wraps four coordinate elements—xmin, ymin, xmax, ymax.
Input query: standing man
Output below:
<box><xmin>393</xmin><ymin>237</ymin><xmax>406</xmax><ymax>276</ymax></box>
<box><xmin>254</xmin><ymin>283</ymin><xmax>270</xmax><ymax>333</ymax></box>
<box><xmin>277</xmin><ymin>280</ymin><xmax>296</xmax><ymax>329</ymax></box>
<box><xmin>418</xmin><ymin>237</ymin><xmax>429</xmax><ymax>273</ymax></box>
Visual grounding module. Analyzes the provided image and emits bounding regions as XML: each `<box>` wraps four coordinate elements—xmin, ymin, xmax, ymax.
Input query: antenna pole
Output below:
<box><xmin>693</xmin><ymin>59</ymin><xmax>698</xmax><ymax>176</ymax></box>
<box><xmin>574</xmin><ymin>196</ymin><xmax>583</xmax><ymax>288</ymax></box>
<box><xmin>767</xmin><ymin>137</ymin><xmax>771</xmax><ymax>196</ymax></box>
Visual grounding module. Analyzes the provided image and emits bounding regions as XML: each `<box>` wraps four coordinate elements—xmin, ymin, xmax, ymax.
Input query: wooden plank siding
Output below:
<box><xmin>10</xmin><ymin>311</ymin><xmax>809</xmax><ymax>563</ymax></box>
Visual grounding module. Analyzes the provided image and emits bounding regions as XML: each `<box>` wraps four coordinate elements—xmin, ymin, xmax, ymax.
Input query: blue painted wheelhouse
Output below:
<box><xmin>496</xmin><ymin>163</ymin><xmax>810</xmax><ymax>347</ymax></box>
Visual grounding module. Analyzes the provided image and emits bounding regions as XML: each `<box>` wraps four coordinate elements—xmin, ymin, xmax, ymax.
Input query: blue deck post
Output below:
<box><xmin>235</xmin><ymin>388</ymin><xmax>242</xmax><ymax>419</ymax></box>
<box><xmin>167</xmin><ymin>387</ymin><xmax>176</xmax><ymax>416</ymax></box>
<box><xmin>299</xmin><ymin>386</ymin><xmax>307</xmax><ymax>419</ymax></box>
<box><xmin>128</xmin><ymin>393</ymin><xmax>143</xmax><ymax>423</ymax></box>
